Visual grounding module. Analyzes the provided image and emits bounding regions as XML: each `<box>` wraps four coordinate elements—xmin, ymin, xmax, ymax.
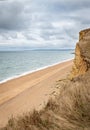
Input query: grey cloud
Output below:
<box><xmin>0</xmin><ymin>0</ymin><xmax>30</xmax><ymax>31</ymax></box>
<box><xmin>0</xmin><ymin>0</ymin><xmax>90</xmax><ymax>49</ymax></box>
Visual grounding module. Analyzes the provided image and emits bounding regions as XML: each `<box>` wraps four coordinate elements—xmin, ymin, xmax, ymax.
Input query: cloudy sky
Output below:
<box><xmin>0</xmin><ymin>0</ymin><xmax>90</xmax><ymax>50</ymax></box>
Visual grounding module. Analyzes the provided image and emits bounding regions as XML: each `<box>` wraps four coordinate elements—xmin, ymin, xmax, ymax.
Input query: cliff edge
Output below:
<box><xmin>0</xmin><ymin>29</ymin><xmax>90</xmax><ymax>130</ymax></box>
<box><xmin>71</xmin><ymin>28</ymin><xmax>90</xmax><ymax>78</ymax></box>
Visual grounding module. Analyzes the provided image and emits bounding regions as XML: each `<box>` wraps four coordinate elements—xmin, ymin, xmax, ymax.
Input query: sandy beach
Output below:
<box><xmin>0</xmin><ymin>60</ymin><xmax>73</xmax><ymax>127</ymax></box>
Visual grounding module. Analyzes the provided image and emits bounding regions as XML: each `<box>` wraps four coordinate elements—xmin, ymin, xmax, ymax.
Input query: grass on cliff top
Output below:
<box><xmin>1</xmin><ymin>71</ymin><xmax>90</xmax><ymax>130</ymax></box>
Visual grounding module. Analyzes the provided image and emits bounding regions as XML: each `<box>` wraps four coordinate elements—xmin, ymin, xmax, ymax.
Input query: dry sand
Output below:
<box><xmin>0</xmin><ymin>60</ymin><xmax>73</xmax><ymax>127</ymax></box>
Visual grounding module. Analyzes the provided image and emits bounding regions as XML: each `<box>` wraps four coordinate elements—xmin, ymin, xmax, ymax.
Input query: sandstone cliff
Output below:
<box><xmin>71</xmin><ymin>28</ymin><xmax>90</xmax><ymax>78</ymax></box>
<box><xmin>1</xmin><ymin>29</ymin><xmax>90</xmax><ymax>130</ymax></box>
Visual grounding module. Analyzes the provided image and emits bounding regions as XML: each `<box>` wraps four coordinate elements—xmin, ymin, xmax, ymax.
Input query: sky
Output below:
<box><xmin>0</xmin><ymin>0</ymin><xmax>90</xmax><ymax>50</ymax></box>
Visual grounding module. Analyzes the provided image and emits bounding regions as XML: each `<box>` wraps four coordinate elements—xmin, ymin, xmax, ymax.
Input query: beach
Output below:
<box><xmin>0</xmin><ymin>60</ymin><xmax>73</xmax><ymax>127</ymax></box>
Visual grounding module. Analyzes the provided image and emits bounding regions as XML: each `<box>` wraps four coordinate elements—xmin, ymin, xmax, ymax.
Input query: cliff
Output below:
<box><xmin>0</xmin><ymin>29</ymin><xmax>90</xmax><ymax>130</ymax></box>
<box><xmin>71</xmin><ymin>28</ymin><xmax>90</xmax><ymax>78</ymax></box>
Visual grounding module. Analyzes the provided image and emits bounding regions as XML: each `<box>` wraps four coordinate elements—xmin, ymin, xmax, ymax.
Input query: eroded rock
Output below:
<box><xmin>70</xmin><ymin>28</ymin><xmax>90</xmax><ymax>78</ymax></box>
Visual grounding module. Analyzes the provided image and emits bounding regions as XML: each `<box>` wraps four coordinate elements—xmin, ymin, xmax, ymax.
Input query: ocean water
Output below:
<box><xmin>0</xmin><ymin>50</ymin><xmax>74</xmax><ymax>83</ymax></box>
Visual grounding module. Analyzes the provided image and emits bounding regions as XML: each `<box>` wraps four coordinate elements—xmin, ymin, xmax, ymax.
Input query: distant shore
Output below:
<box><xmin>0</xmin><ymin>59</ymin><xmax>73</xmax><ymax>127</ymax></box>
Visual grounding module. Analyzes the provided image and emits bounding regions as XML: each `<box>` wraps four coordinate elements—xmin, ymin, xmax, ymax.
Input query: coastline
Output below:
<box><xmin>0</xmin><ymin>59</ymin><xmax>73</xmax><ymax>127</ymax></box>
<box><xmin>0</xmin><ymin>58</ymin><xmax>73</xmax><ymax>84</ymax></box>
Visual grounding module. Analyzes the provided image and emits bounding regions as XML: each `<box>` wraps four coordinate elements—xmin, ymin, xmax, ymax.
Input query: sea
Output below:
<box><xmin>0</xmin><ymin>50</ymin><xmax>74</xmax><ymax>83</ymax></box>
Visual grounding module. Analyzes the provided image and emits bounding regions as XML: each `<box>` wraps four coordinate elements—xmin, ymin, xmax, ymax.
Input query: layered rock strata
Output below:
<box><xmin>71</xmin><ymin>28</ymin><xmax>90</xmax><ymax>78</ymax></box>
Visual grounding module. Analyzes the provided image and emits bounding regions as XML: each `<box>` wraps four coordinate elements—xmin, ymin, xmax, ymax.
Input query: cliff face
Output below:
<box><xmin>71</xmin><ymin>28</ymin><xmax>90</xmax><ymax>78</ymax></box>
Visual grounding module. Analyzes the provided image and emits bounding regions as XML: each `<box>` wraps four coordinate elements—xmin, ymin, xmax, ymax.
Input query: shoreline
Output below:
<box><xmin>0</xmin><ymin>58</ymin><xmax>73</xmax><ymax>84</ymax></box>
<box><xmin>0</xmin><ymin>59</ymin><xmax>73</xmax><ymax>127</ymax></box>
